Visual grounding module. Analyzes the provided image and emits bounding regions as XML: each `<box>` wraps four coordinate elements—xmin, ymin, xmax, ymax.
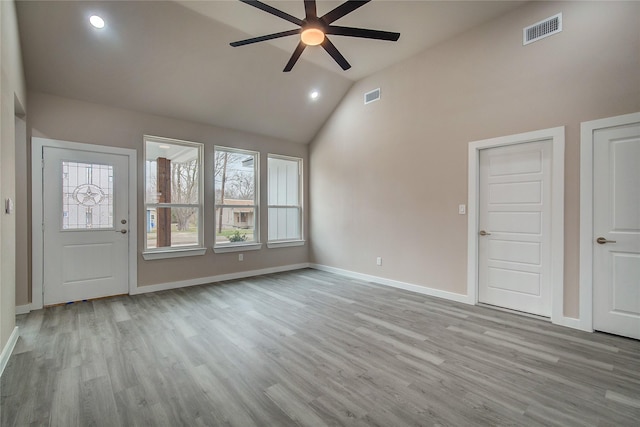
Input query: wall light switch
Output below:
<box><xmin>5</xmin><ymin>198</ymin><xmax>14</xmax><ymax>214</ymax></box>
<box><xmin>458</xmin><ymin>204</ymin><xmax>466</xmax><ymax>215</ymax></box>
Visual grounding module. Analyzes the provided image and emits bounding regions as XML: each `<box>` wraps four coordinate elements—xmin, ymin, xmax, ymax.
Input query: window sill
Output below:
<box><xmin>142</xmin><ymin>247</ymin><xmax>207</xmax><ymax>260</ymax></box>
<box><xmin>267</xmin><ymin>240</ymin><xmax>306</xmax><ymax>249</ymax></box>
<box><xmin>213</xmin><ymin>243</ymin><xmax>263</xmax><ymax>254</ymax></box>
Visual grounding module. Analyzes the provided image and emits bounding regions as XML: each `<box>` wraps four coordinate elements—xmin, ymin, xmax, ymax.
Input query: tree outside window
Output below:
<box><xmin>214</xmin><ymin>147</ymin><xmax>259</xmax><ymax>245</ymax></box>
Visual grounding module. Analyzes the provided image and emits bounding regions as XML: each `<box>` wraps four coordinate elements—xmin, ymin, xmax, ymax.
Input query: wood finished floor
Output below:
<box><xmin>2</xmin><ymin>269</ymin><xmax>640</xmax><ymax>426</ymax></box>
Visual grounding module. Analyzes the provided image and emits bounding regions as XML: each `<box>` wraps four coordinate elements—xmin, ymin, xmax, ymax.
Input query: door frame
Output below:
<box><xmin>467</xmin><ymin>127</ymin><xmax>566</xmax><ymax>325</ymax></box>
<box><xmin>31</xmin><ymin>137</ymin><xmax>137</xmax><ymax>310</ymax></box>
<box><xmin>579</xmin><ymin>112</ymin><xmax>640</xmax><ymax>333</ymax></box>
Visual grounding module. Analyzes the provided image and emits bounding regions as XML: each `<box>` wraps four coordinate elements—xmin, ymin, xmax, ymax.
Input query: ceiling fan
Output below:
<box><xmin>230</xmin><ymin>0</ymin><xmax>400</xmax><ymax>72</ymax></box>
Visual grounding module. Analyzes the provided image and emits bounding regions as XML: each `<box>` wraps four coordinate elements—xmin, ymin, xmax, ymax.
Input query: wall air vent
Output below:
<box><xmin>523</xmin><ymin>13</ymin><xmax>562</xmax><ymax>45</ymax></box>
<box><xmin>364</xmin><ymin>88</ymin><xmax>381</xmax><ymax>105</ymax></box>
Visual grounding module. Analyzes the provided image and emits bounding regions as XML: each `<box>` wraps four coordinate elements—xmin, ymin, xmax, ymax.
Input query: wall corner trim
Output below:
<box><xmin>0</xmin><ymin>327</ymin><xmax>20</xmax><ymax>378</ymax></box>
<box><xmin>554</xmin><ymin>316</ymin><xmax>590</xmax><ymax>332</ymax></box>
<box><xmin>309</xmin><ymin>264</ymin><xmax>473</xmax><ymax>305</ymax></box>
<box><xmin>15</xmin><ymin>304</ymin><xmax>31</xmax><ymax>315</ymax></box>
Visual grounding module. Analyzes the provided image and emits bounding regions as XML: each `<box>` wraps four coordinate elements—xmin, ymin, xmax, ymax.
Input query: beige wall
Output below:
<box><xmin>1</xmin><ymin>0</ymin><xmax>27</xmax><ymax>352</ymax></box>
<box><xmin>21</xmin><ymin>91</ymin><xmax>309</xmax><ymax>301</ymax></box>
<box><xmin>309</xmin><ymin>1</ymin><xmax>640</xmax><ymax>318</ymax></box>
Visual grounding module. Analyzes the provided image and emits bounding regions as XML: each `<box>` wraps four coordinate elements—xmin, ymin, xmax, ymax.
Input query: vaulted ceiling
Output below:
<box><xmin>16</xmin><ymin>1</ymin><xmax>524</xmax><ymax>143</ymax></box>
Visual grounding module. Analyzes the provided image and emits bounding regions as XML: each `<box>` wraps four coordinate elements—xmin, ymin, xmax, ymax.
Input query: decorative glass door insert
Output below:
<box><xmin>62</xmin><ymin>161</ymin><xmax>114</xmax><ymax>229</ymax></box>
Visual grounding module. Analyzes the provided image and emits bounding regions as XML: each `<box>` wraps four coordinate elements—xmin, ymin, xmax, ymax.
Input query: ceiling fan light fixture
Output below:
<box><xmin>300</xmin><ymin>28</ymin><xmax>325</xmax><ymax>46</ymax></box>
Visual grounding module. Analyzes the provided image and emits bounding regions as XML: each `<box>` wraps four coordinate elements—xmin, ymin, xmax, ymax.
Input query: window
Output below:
<box><xmin>214</xmin><ymin>147</ymin><xmax>259</xmax><ymax>250</ymax></box>
<box><xmin>144</xmin><ymin>136</ymin><xmax>204</xmax><ymax>258</ymax></box>
<box><xmin>62</xmin><ymin>161</ymin><xmax>113</xmax><ymax>230</ymax></box>
<box><xmin>268</xmin><ymin>155</ymin><xmax>303</xmax><ymax>246</ymax></box>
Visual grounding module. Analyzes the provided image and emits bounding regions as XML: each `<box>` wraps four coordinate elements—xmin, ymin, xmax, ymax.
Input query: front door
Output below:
<box><xmin>478</xmin><ymin>140</ymin><xmax>552</xmax><ymax>316</ymax></box>
<box><xmin>593</xmin><ymin>122</ymin><xmax>640</xmax><ymax>339</ymax></box>
<box><xmin>43</xmin><ymin>146</ymin><xmax>130</xmax><ymax>305</ymax></box>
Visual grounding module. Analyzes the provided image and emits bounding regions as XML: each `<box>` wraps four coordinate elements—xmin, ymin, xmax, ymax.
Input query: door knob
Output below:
<box><xmin>479</xmin><ymin>230</ymin><xmax>491</xmax><ymax>236</ymax></box>
<box><xmin>117</xmin><ymin>229</ymin><xmax>127</xmax><ymax>234</ymax></box>
<box><xmin>596</xmin><ymin>237</ymin><xmax>616</xmax><ymax>244</ymax></box>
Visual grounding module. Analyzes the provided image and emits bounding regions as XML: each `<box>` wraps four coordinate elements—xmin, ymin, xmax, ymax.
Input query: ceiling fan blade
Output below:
<box><xmin>326</xmin><ymin>26</ymin><xmax>400</xmax><ymax>42</ymax></box>
<box><xmin>284</xmin><ymin>42</ymin><xmax>307</xmax><ymax>72</ymax></box>
<box><xmin>304</xmin><ymin>0</ymin><xmax>317</xmax><ymax>20</ymax></box>
<box><xmin>320</xmin><ymin>0</ymin><xmax>370</xmax><ymax>25</ymax></box>
<box><xmin>321</xmin><ymin>37</ymin><xmax>351</xmax><ymax>70</ymax></box>
<box><xmin>239</xmin><ymin>0</ymin><xmax>303</xmax><ymax>26</ymax></box>
<box><xmin>230</xmin><ymin>29</ymin><xmax>300</xmax><ymax>47</ymax></box>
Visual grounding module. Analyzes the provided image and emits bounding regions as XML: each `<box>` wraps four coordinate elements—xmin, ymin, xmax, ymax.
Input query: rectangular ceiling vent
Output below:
<box><xmin>523</xmin><ymin>13</ymin><xmax>562</xmax><ymax>45</ymax></box>
<box><xmin>364</xmin><ymin>88</ymin><xmax>381</xmax><ymax>105</ymax></box>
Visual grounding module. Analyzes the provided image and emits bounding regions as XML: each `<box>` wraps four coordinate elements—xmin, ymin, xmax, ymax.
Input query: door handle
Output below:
<box><xmin>117</xmin><ymin>229</ymin><xmax>127</xmax><ymax>234</ymax></box>
<box><xmin>479</xmin><ymin>230</ymin><xmax>491</xmax><ymax>236</ymax></box>
<box><xmin>596</xmin><ymin>237</ymin><xmax>616</xmax><ymax>244</ymax></box>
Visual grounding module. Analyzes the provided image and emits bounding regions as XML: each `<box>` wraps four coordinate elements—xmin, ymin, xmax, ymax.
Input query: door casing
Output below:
<box><xmin>579</xmin><ymin>112</ymin><xmax>640</xmax><ymax>333</ymax></box>
<box><xmin>32</xmin><ymin>137</ymin><xmax>137</xmax><ymax>310</ymax></box>
<box><xmin>467</xmin><ymin>127</ymin><xmax>566</xmax><ymax>326</ymax></box>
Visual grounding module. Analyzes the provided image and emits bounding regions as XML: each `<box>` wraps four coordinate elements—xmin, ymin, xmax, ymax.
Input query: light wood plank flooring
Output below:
<box><xmin>2</xmin><ymin>269</ymin><xmax>639</xmax><ymax>426</ymax></box>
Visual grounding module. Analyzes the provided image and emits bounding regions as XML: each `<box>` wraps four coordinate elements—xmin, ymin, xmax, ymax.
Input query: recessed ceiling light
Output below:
<box><xmin>310</xmin><ymin>91</ymin><xmax>320</xmax><ymax>100</ymax></box>
<box><xmin>89</xmin><ymin>15</ymin><xmax>105</xmax><ymax>29</ymax></box>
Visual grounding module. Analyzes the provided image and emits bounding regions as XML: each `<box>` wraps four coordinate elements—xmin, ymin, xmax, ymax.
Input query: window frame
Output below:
<box><xmin>267</xmin><ymin>154</ymin><xmax>304</xmax><ymax>248</ymax></box>
<box><xmin>142</xmin><ymin>135</ymin><xmax>205</xmax><ymax>260</ymax></box>
<box><xmin>213</xmin><ymin>146</ymin><xmax>261</xmax><ymax>253</ymax></box>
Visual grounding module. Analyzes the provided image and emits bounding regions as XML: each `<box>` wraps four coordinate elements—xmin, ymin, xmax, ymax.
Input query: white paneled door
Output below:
<box><xmin>593</xmin><ymin>123</ymin><xmax>640</xmax><ymax>339</ymax></box>
<box><xmin>43</xmin><ymin>147</ymin><xmax>130</xmax><ymax>305</ymax></box>
<box><xmin>478</xmin><ymin>140</ymin><xmax>552</xmax><ymax>316</ymax></box>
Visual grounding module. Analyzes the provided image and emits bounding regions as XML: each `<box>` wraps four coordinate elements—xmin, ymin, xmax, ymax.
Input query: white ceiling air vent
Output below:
<box><xmin>364</xmin><ymin>88</ymin><xmax>381</xmax><ymax>105</ymax></box>
<box><xmin>523</xmin><ymin>13</ymin><xmax>562</xmax><ymax>45</ymax></box>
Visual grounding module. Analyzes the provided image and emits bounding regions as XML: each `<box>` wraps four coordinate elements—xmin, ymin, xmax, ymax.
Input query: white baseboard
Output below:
<box><xmin>309</xmin><ymin>264</ymin><xmax>473</xmax><ymax>305</ymax></box>
<box><xmin>554</xmin><ymin>316</ymin><xmax>591</xmax><ymax>332</ymax></box>
<box><xmin>15</xmin><ymin>304</ymin><xmax>31</xmax><ymax>315</ymax></box>
<box><xmin>0</xmin><ymin>327</ymin><xmax>19</xmax><ymax>377</ymax></box>
<box><xmin>131</xmin><ymin>263</ymin><xmax>311</xmax><ymax>295</ymax></box>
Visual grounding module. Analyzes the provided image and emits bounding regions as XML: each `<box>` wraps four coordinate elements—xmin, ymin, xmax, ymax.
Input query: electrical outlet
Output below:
<box><xmin>376</xmin><ymin>257</ymin><xmax>382</xmax><ymax>266</ymax></box>
<box><xmin>238</xmin><ymin>253</ymin><xmax>243</xmax><ymax>262</ymax></box>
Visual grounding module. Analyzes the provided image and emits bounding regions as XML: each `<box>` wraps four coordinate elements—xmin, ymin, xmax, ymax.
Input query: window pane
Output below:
<box><xmin>268</xmin><ymin>207</ymin><xmax>301</xmax><ymax>241</ymax></box>
<box><xmin>215</xmin><ymin>207</ymin><xmax>256</xmax><ymax>244</ymax></box>
<box><xmin>268</xmin><ymin>155</ymin><xmax>302</xmax><ymax>242</ymax></box>
<box><xmin>146</xmin><ymin>141</ymin><xmax>199</xmax><ymax>204</ymax></box>
<box><xmin>214</xmin><ymin>150</ymin><xmax>256</xmax><ymax>205</ymax></box>
<box><xmin>214</xmin><ymin>147</ymin><xmax>259</xmax><ymax>246</ymax></box>
<box><xmin>268</xmin><ymin>157</ymin><xmax>299</xmax><ymax>206</ymax></box>
<box><xmin>145</xmin><ymin>137</ymin><xmax>203</xmax><ymax>251</ymax></box>
<box><xmin>62</xmin><ymin>161</ymin><xmax>113</xmax><ymax>230</ymax></box>
<box><xmin>146</xmin><ymin>207</ymin><xmax>199</xmax><ymax>249</ymax></box>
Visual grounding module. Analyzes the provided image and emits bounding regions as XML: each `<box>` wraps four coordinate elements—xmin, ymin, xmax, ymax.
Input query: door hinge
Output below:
<box><xmin>42</xmin><ymin>223</ymin><xmax>45</xmax><ymax>231</ymax></box>
<box><xmin>41</xmin><ymin>159</ymin><xmax>44</xmax><ymax>169</ymax></box>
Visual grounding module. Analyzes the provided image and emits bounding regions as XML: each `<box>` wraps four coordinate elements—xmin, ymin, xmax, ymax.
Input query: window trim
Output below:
<box><xmin>213</xmin><ymin>146</ymin><xmax>260</xmax><ymax>249</ymax></box>
<box><xmin>143</xmin><ymin>135</ymin><xmax>204</xmax><ymax>257</ymax></box>
<box><xmin>267</xmin><ymin>153</ymin><xmax>304</xmax><ymax>245</ymax></box>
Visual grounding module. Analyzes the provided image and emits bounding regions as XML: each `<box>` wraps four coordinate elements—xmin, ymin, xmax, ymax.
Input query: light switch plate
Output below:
<box><xmin>5</xmin><ymin>198</ymin><xmax>14</xmax><ymax>214</ymax></box>
<box><xmin>458</xmin><ymin>204</ymin><xmax>466</xmax><ymax>215</ymax></box>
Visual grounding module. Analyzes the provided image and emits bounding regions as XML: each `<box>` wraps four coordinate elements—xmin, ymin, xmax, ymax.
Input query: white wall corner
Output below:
<box><xmin>0</xmin><ymin>327</ymin><xmax>19</xmax><ymax>378</ymax></box>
